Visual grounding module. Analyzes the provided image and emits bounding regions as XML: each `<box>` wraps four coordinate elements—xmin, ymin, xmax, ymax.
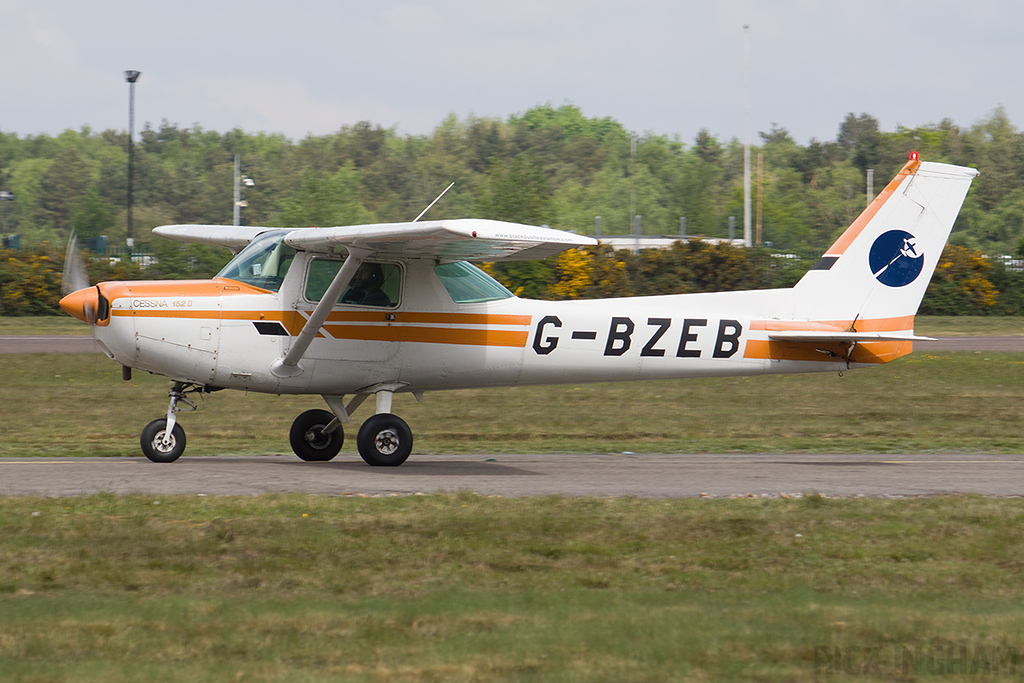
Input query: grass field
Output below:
<box><xmin>3</xmin><ymin>350</ymin><xmax>1022</xmax><ymax>457</ymax></box>
<box><xmin>3</xmin><ymin>494</ymin><xmax>1024</xmax><ymax>681</ymax></box>
<box><xmin>0</xmin><ymin>316</ymin><xmax>93</xmax><ymax>335</ymax></box>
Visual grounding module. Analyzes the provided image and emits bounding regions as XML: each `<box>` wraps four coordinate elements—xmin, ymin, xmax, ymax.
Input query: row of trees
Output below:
<box><xmin>2</xmin><ymin>239</ymin><xmax>1018</xmax><ymax>317</ymax></box>
<box><xmin>1</xmin><ymin>103</ymin><xmax>1022</xmax><ymax>316</ymax></box>
<box><xmin>2</xmin><ymin>104</ymin><xmax>1024</xmax><ymax>256</ymax></box>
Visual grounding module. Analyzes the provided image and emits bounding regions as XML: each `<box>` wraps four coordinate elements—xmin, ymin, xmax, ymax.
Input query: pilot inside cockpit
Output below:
<box><xmin>341</xmin><ymin>262</ymin><xmax>391</xmax><ymax>306</ymax></box>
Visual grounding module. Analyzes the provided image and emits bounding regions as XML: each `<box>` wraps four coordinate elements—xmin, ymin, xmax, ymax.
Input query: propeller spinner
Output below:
<box><xmin>59</xmin><ymin>230</ymin><xmax>99</xmax><ymax>324</ymax></box>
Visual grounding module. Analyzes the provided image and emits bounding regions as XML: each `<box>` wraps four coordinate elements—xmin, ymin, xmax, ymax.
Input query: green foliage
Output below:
<box><xmin>0</xmin><ymin>246</ymin><xmax>63</xmax><ymax>315</ymax></box>
<box><xmin>0</xmin><ymin>104</ymin><xmax>1011</xmax><ymax>255</ymax></box>
<box><xmin>273</xmin><ymin>163</ymin><xmax>374</xmax><ymax>227</ymax></box>
<box><xmin>144</xmin><ymin>241</ymin><xmax>233</xmax><ymax>280</ymax></box>
<box><xmin>477</xmin><ymin>152</ymin><xmax>551</xmax><ymax>225</ymax></box>
<box><xmin>486</xmin><ymin>259</ymin><xmax>555</xmax><ymax>299</ymax></box>
<box><xmin>548</xmin><ymin>247</ymin><xmax>593</xmax><ymax>299</ymax></box>
<box><xmin>487</xmin><ymin>241</ymin><xmax>807</xmax><ymax>301</ymax></box>
<box><xmin>3</xmin><ymin>105</ymin><xmax>1024</xmax><ymax>314</ymax></box>
<box><xmin>71</xmin><ymin>188</ymin><xmax>115</xmax><ymax>239</ymax></box>
<box><xmin>988</xmin><ymin>266</ymin><xmax>1024</xmax><ymax>315</ymax></box>
<box><xmin>838</xmin><ymin>112</ymin><xmax>883</xmax><ymax>172</ymax></box>
<box><xmin>919</xmin><ymin>244</ymin><xmax>998</xmax><ymax>315</ymax></box>
<box><xmin>510</xmin><ymin>102</ymin><xmax>615</xmax><ymax>138</ymax></box>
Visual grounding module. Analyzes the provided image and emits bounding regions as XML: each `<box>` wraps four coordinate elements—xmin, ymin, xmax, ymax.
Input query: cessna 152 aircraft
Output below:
<box><xmin>59</xmin><ymin>156</ymin><xmax>977</xmax><ymax>466</ymax></box>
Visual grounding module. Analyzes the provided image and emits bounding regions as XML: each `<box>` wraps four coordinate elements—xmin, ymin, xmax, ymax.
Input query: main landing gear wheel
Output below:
<box><xmin>289</xmin><ymin>409</ymin><xmax>344</xmax><ymax>462</ymax></box>
<box><xmin>141</xmin><ymin>419</ymin><xmax>186</xmax><ymax>463</ymax></box>
<box><xmin>357</xmin><ymin>413</ymin><xmax>412</xmax><ymax>467</ymax></box>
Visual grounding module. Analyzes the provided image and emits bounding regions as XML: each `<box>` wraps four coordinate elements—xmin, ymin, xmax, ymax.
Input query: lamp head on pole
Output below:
<box><xmin>124</xmin><ymin>70</ymin><xmax>141</xmax><ymax>84</ymax></box>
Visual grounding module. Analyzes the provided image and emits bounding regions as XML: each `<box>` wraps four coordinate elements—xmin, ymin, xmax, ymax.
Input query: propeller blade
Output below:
<box><xmin>61</xmin><ymin>230</ymin><xmax>90</xmax><ymax>296</ymax></box>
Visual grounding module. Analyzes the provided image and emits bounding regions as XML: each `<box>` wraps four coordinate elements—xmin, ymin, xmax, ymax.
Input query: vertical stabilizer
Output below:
<box><xmin>793</xmin><ymin>159</ymin><xmax>978</xmax><ymax>330</ymax></box>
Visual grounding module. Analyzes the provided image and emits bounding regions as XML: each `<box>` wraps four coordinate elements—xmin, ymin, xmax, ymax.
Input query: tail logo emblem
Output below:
<box><xmin>869</xmin><ymin>230</ymin><xmax>924</xmax><ymax>287</ymax></box>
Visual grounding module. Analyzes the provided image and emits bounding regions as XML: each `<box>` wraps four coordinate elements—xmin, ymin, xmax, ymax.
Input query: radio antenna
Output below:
<box><xmin>412</xmin><ymin>182</ymin><xmax>454</xmax><ymax>222</ymax></box>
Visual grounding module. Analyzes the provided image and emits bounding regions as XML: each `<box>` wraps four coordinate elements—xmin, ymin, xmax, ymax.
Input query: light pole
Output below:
<box><xmin>124</xmin><ymin>70</ymin><xmax>140</xmax><ymax>252</ymax></box>
<box><xmin>743</xmin><ymin>25</ymin><xmax>751</xmax><ymax>248</ymax></box>
<box><xmin>0</xmin><ymin>190</ymin><xmax>14</xmax><ymax>239</ymax></box>
<box><xmin>233</xmin><ymin>154</ymin><xmax>255</xmax><ymax>226</ymax></box>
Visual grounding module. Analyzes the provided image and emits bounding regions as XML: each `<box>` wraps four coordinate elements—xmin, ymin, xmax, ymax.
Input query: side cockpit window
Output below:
<box><xmin>217</xmin><ymin>231</ymin><xmax>296</xmax><ymax>293</ymax></box>
<box><xmin>305</xmin><ymin>259</ymin><xmax>401</xmax><ymax>308</ymax></box>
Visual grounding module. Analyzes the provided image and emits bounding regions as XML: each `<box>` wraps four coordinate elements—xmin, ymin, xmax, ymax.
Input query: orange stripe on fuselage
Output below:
<box><xmin>319</xmin><ymin>311</ymin><xmax>532</xmax><ymax>326</ymax></box>
<box><xmin>316</xmin><ymin>311</ymin><xmax>531</xmax><ymax>347</ymax></box>
<box><xmin>322</xmin><ymin>324</ymin><xmax>528</xmax><ymax>347</ymax></box>
<box><xmin>822</xmin><ymin>159</ymin><xmax>920</xmax><ymax>257</ymax></box>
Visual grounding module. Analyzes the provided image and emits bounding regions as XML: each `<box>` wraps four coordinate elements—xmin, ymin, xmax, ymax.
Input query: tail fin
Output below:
<box><xmin>793</xmin><ymin>158</ymin><xmax>978</xmax><ymax>331</ymax></box>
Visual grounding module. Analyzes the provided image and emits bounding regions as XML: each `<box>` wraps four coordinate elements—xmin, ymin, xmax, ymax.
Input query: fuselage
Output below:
<box><xmin>73</xmin><ymin>248</ymin><xmax>904</xmax><ymax>398</ymax></box>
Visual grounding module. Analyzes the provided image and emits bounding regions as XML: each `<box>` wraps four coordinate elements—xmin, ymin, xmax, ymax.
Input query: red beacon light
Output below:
<box><xmin>909</xmin><ymin>151</ymin><xmax>919</xmax><ymax>161</ymax></box>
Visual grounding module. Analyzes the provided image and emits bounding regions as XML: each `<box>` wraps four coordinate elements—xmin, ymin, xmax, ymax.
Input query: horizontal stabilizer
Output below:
<box><xmin>767</xmin><ymin>331</ymin><xmax>935</xmax><ymax>342</ymax></box>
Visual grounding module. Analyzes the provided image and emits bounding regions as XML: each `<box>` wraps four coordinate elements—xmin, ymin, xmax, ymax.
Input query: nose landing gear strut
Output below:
<box><xmin>140</xmin><ymin>382</ymin><xmax>202</xmax><ymax>463</ymax></box>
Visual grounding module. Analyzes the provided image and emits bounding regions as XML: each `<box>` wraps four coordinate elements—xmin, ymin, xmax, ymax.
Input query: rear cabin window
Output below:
<box><xmin>305</xmin><ymin>259</ymin><xmax>401</xmax><ymax>308</ymax></box>
<box><xmin>434</xmin><ymin>261</ymin><xmax>515</xmax><ymax>303</ymax></box>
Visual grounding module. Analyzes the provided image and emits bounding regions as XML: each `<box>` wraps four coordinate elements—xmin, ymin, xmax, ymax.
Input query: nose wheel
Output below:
<box><xmin>141</xmin><ymin>419</ymin><xmax>186</xmax><ymax>463</ymax></box>
<box><xmin>140</xmin><ymin>382</ymin><xmax>204</xmax><ymax>463</ymax></box>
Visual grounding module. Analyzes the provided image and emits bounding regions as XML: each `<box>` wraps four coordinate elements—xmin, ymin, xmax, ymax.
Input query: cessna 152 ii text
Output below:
<box><xmin>59</xmin><ymin>157</ymin><xmax>977</xmax><ymax>466</ymax></box>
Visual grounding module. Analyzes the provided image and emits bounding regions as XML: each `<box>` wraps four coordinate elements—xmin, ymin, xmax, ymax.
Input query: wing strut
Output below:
<box><xmin>270</xmin><ymin>250</ymin><xmax>367</xmax><ymax>378</ymax></box>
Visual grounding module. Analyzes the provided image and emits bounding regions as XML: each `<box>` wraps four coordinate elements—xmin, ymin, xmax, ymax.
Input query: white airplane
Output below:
<box><xmin>60</xmin><ymin>156</ymin><xmax>977</xmax><ymax>465</ymax></box>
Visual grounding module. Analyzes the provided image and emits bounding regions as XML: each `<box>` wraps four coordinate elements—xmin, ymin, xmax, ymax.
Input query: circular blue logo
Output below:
<box><xmin>869</xmin><ymin>230</ymin><xmax>924</xmax><ymax>288</ymax></box>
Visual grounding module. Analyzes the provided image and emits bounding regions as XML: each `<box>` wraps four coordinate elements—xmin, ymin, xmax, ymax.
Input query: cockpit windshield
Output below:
<box><xmin>217</xmin><ymin>231</ymin><xmax>296</xmax><ymax>292</ymax></box>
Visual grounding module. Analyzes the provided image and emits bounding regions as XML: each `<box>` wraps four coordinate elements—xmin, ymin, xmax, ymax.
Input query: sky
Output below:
<box><xmin>2</xmin><ymin>0</ymin><xmax>1021</xmax><ymax>146</ymax></box>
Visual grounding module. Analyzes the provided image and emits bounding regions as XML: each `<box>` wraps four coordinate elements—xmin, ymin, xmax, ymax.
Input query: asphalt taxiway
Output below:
<box><xmin>1</xmin><ymin>453</ymin><xmax>1022</xmax><ymax>498</ymax></box>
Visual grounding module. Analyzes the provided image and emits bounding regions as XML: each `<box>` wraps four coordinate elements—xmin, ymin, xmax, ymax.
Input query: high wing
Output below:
<box><xmin>152</xmin><ymin>225</ymin><xmax>269</xmax><ymax>252</ymax></box>
<box><xmin>154</xmin><ymin>218</ymin><xmax>597</xmax><ymax>261</ymax></box>
<box><xmin>156</xmin><ymin>218</ymin><xmax>597</xmax><ymax>380</ymax></box>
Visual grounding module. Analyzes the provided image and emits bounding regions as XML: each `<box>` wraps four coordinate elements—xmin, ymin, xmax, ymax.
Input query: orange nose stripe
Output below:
<box><xmin>59</xmin><ymin>287</ymin><xmax>98</xmax><ymax>324</ymax></box>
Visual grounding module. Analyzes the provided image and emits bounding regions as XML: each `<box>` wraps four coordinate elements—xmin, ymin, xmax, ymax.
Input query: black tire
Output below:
<box><xmin>356</xmin><ymin>413</ymin><xmax>412</xmax><ymax>467</ymax></box>
<box><xmin>140</xmin><ymin>419</ymin><xmax>186</xmax><ymax>463</ymax></box>
<box><xmin>289</xmin><ymin>409</ymin><xmax>344</xmax><ymax>462</ymax></box>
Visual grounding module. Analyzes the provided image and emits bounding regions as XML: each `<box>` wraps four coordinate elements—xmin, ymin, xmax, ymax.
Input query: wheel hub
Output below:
<box><xmin>305</xmin><ymin>427</ymin><xmax>330</xmax><ymax>449</ymax></box>
<box><xmin>374</xmin><ymin>428</ymin><xmax>400</xmax><ymax>455</ymax></box>
<box><xmin>152</xmin><ymin>431</ymin><xmax>176</xmax><ymax>454</ymax></box>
